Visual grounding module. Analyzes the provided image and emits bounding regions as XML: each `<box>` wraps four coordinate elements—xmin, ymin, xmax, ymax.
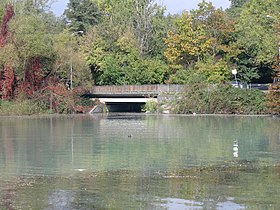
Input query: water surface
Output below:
<box><xmin>0</xmin><ymin>114</ymin><xmax>279</xmax><ymax>209</ymax></box>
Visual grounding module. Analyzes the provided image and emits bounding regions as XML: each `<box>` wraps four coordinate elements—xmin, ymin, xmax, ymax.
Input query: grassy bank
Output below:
<box><xmin>0</xmin><ymin>100</ymin><xmax>49</xmax><ymax>116</ymax></box>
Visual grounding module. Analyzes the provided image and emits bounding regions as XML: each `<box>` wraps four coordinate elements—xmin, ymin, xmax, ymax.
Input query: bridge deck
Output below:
<box><xmin>91</xmin><ymin>85</ymin><xmax>185</xmax><ymax>97</ymax></box>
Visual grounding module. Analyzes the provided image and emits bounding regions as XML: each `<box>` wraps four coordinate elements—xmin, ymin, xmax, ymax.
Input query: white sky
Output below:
<box><xmin>51</xmin><ymin>0</ymin><xmax>231</xmax><ymax>16</ymax></box>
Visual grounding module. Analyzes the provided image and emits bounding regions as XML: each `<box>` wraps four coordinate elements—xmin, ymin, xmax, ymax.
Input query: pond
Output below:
<box><xmin>0</xmin><ymin>114</ymin><xmax>279</xmax><ymax>209</ymax></box>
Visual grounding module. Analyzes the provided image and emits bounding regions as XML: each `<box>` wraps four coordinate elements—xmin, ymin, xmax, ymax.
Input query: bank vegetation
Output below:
<box><xmin>0</xmin><ymin>0</ymin><xmax>279</xmax><ymax>115</ymax></box>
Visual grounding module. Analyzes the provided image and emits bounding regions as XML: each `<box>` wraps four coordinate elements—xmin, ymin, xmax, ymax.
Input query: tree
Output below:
<box><xmin>0</xmin><ymin>0</ymin><xmax>9</xmax><ymax>26</ymax></box>
<box><xmin>52</xmin><ymin>31</ymin><xmax>91</xmax><ymax>88</ymax></box>
<box><xmin>0</xmin><ymin>3</ymin><xmax>15</xmax><ymax>99</ymax></box>
<box><xmin>227</xmin><ymin>0</ymin><xmax>249</xmax><ymax>18</ymax></box>
<box><xmin>134</xmin><ymin>0</ymin><xmax>166</xmax><ymax>55</ymax></box>
<box><xmin>79</xmin><ymin>0</ymin><xmax>170</xmax><ymax>85</ymax></box>
<box><xmin>64</xmin><ymin>0</ymin><xmax>100</xmax><ymax>32</ymax></box>
<box><xmin>81</xmin><ymin>27</ymin><xmax>167</xmax><ymax>85</ymax></box>
<box><xmin>164</xmin><ymin>2</ymin><xmax>236</xmax><ymax>84</ymax></box>
<box><xmin>191</xmin><ymin>1</ymin><xmax>235</xmax><ymax>57</ymax></box>
<box><xmin>11</xmin><ymin>0</ymin><xmax>54</xmax><ymax>16</ymax></box>
<box><xmin>233</xmin><ymin>0</ymin><xmax>280</xmax><ymax>83</ymax></box>
<box><xmin>195</xmin><ymin>56</ymin><xmax>230</xmax><ymax>83</ymax></box>
<box><xmin>164</xmin><ymin>12</ymin><xmax>213</xmax><ymax>68</ymax></box>
<box><xmin>7</xmin><ymin>14</ymin><xmax>52</xmax><ymax>74</ymax></box>
<box><xmin>91</xmin><ymin>0</ymin><xmax>169</xmax><ymax>56</ymax></box>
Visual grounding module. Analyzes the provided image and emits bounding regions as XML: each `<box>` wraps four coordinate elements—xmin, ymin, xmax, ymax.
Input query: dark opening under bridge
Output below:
<box><xmin>89</xmin><ymin>85</ymin><xmax>185</xmax><ymax>112</ymax></box>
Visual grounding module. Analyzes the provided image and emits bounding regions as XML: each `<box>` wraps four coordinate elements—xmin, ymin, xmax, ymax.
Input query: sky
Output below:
<box><xmin>51</xmin><ymin>0</ymin><xmax>231</xmax><ymax>16</ymax></box>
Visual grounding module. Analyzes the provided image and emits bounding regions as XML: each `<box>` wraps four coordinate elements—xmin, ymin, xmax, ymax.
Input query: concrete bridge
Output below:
<box><xmin>91</xmin><ymin>84</ymin><xmax>184</xmax><ymax>97</ymax></box>
<box><xmin>89</xmin><ymin>85</ymin><xmax>184</xmax><ymax>112</ymax></box>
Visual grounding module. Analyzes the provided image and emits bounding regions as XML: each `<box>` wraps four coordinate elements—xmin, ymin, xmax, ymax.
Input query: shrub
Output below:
<box><xmin>142</xmin><ymin>100</ymin><xmax>158</xmax><ymax>113</ymax></box>
<box><xmin>195</xmin><ymin>57</ymin><xmax>231</xmax><ymax>84</ymax></box>
<box><xmin>0</xmin><ymin>99</ymin><xmax>48</xmax><ymax>115</ymax></box>
<box><xmin>266</xmin><ymin>82</ymin><xmax>280</xmax><ymax>115</ymax></box>
<box><xmin>171</xmin><ymin>84</ymin><xmax>267</xmax><ymax>114</ymax></box>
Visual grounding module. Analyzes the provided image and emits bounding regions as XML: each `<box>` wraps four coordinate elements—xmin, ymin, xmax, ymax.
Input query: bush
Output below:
<box><xmin>195</xmin><ymin>57</ymin><xmax>231</xmax><ymax>84</ymax></box>
<box><xmin>266</xmin><ymin>82</ymin><xmax>280</xmax><ymax>115</ymax></box>
<box><xmin>142</xmin><ymin>100</ymin><xmax>158</xmax><ymax>113</ymax></box>
<box><xmin>171</xmin><ymin>84</ymin><xmax>267</xmax><ymax>114</ymax></box>
<box><xmin>0</xmin><ymin>99</ymin><xmax>48</xmax><ymax>115</ymax></box>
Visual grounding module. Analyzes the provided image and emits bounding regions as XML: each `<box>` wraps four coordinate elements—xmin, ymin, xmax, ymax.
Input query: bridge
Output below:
<box><xmin>87</xmin><ymin>83</ymin><xmax>271</xmax><ymax>113</ymax></box>
<box><xmin>90</xmin><ymin>84</ymin><xmax>184</xmax><ymax>97</ymax></box>
<box><xmin>89</xmin><ymin>85</ymin><xmax>185</xmax><ymax>112</ymax></box>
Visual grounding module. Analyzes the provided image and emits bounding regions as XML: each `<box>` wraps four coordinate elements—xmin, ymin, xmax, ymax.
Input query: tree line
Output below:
<box><xmin>0</xmin><ymin>0</ymin><xmax>279</xmax><ymax>114</ymax></box>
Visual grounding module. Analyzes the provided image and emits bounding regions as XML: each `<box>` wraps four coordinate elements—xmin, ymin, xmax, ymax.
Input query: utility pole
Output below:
<box><xmin>70</xmin><ymin>31</ymin><xmax>84</xmax><ymax>91</ymax></box>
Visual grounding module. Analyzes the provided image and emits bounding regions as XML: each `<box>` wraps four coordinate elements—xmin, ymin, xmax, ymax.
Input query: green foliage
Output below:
<box><xmin>0</xmin><ymin>0</ymin><xmax>9</xmax><ymax>25</ymax></box>
<box><xmin>80</xmin><ymin>0</ymin><xmax>171</xmax><ymax>85</ymax></box>
<box><xmin>7</xmin><ymin>14</ymin><xmax>52</xmax><ymax>71</ymax></box>
<box><xmin>227</xmin><ymin>0</ymin><xmax>249</xmax><ymax>18</ymax></box>
<box><xmin>1</xmin><ymin>0</ymin><xmax>279</xmax><ymax>114</ymax></box>
<box><xmin>0</xmin><ymin>99</ymin><xmax>48</xmax><ymax>115</ymax></box>
<box><xmin>191</xmin><ymin>1</ymin><xmax>235</xmax><ymax>56</ymax></box>
<box><xmin>234</xmin><ymin>56</ymin><xmax>260</xmax><ymax>83</ymax></box>
<box><xmin>82</xmin><ymin>26</ymin><xmax>168</xmax><ymax>85</ymax></box>
<box><xmin>164</xmin><ymin>12</ymin><xmax>212</xmax><ymax>68</ymax></box>
<box><xmin>164</xmin><ymin>3</ymin><xmax>235</xmax><ymax>83</ymax></box>
<box><xmin>234</xmin><ymin>0</ymin><xmax>280</xmax><ymax>66</ymax></box>
<box><xmin>167</xmin><ymin>66</ymin><xmax>189</xmax><ymax>84</ymax></box>
<box><xmin>64</xmin><ymin>0</ymin><xmax>100</xmax><ymax>32</ymax></box>
<box><xmin>171</xmin><ymin>84</ymin><xmax>267</xmax><ymax>114</ymax></box>
<box><xmin>142</xmin><ymin>100</ymin><xmax>158</xmax><ymax>113</ymax></box>
<box><xmin>228</xmin><ymin>0</ymin><xmax>280</xmax><ymax>83</ymax></box>
<box><xmin>266</xmin><ymin>82</ymin><xmax>280</xmax><ymax>114</ymax></box>
<box><xmin>14</xmin><ymin>0</ymin><xmax>52</xmax><ymax>15</ymax></box>
<box><xmin>97</xmin><ymin>51</ymin><xmax>168</xmax><ymax>85</ymax></box>
<box><xmin>133</xmin><ymin>0</ymin><xmax>167</xmax><ymax>55</ymax></box>
<box><xmin>195</xmin><ymin>57</ymin><xmax>231</xmax><ymax>83</ymax></box>
<box><xmin>168</xmin><ymin>57</ymin><xmax>230</xmax><ymax>85</ymax></box>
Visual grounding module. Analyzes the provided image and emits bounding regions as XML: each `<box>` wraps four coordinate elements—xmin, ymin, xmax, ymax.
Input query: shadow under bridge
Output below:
<box><xmin>89</xmin><ymin>85</ymin><xmax>184</xmax><ymax>112</ymax></box>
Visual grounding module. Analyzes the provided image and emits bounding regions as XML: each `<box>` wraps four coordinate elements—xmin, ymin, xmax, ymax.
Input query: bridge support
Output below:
<box><xmin>106</xmin><ymin>102</ymin><xmax>145</xmax><ymax>112</ymax></box>
<box><xmin>90</xmin><ymin>98</ymin><xmax>157</xmax><ymax>113</ymax></box>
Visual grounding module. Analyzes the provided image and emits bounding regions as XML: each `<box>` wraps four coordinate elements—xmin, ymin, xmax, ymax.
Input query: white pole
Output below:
<box><xmin>70</xmin><ymin>31</ymin><xmax>83</xmax><ymax>91</ymax></box>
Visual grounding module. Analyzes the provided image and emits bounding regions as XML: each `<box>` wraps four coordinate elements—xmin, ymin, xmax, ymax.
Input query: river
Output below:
<box><xmin>0</xmin><ymin>114</ymin><xmax>279</xmax><ymax>209</ymax></box>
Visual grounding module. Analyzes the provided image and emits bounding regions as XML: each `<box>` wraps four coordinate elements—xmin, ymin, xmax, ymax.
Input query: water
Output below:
<box><xmin>0</xmin><ymin>114</ymin><xmax>279</xmax><ymax>209</ymax></box>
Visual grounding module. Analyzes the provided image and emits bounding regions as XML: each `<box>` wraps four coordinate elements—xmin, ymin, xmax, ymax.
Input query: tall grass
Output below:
<box><xmin>0</xmin><ymin>100</ymin><xmax>48</xmax><ymax>115</ymax></box>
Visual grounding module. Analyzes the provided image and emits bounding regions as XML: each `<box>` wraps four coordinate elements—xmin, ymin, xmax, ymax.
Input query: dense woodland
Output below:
<box><xmin>0</xmin><ymin>0</ymin><xmax>279</xmax><ymax>114</ymax></box>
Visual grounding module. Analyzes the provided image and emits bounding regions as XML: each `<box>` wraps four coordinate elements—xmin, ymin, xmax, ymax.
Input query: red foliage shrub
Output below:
<box><xmin>0</xmin><ymin>4</ymin><xmax>15</xmax><ymax>100</ymax></box>
<box><xmin>1</xmin><ymin>65</ymin><xmax>14</xmax><ymax>99</ymax></box>
<box><xmin>0</xmin><ymin>4</ymin><xmax>14</xmax><ymax>47</ymax></box>
<box><xmin>18</xmin><ymin>57</ymin><xmax>44</xmax><ymax>97</ymax></box>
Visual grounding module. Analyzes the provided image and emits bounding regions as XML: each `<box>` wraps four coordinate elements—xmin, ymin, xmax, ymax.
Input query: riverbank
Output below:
<box><xmin>0</xmin><ymin>84</ymin><xmax>279</xmax><ymax>116</ymax></box>
<box><xmin>0</xmin><ymin>112</ymin><xmax>276</xmax><ymax>120</ymax></box>
<box><xmin>156</xmin><ymin>84</ymin><xmax>279</xmax><ymax>115</ymax></box>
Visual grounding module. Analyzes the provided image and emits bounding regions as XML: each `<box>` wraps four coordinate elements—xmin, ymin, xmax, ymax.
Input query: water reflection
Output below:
<box><xmin>46</xmin><ymin>190</ymin><xmax>74</xmax><ymax>210</ymax></box>
<box><xmin>0</xmin><ymin>114</ymin><xmax>279</xmax><ymax>209</ymax></box>
<box><xmin>233</xmin><ymin>140</ymin><xmax>239</xmax><ymax>158</ymax></box>
<box><xmin>155</xmin><ymin>197</ymin><xmax>245</xmax><ymax>210</ymax></box>
<box><xmin>156</xmin><ymin>198</ymin><xmax>204</xmax><ymax>209</ymax></box>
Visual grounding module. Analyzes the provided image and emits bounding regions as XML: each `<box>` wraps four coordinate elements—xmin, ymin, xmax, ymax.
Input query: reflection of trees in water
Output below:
<box><xmin>1</xmin><ymin>163</ymin><xmax>280</xmax><ymax>209</ymax></box>
<box><xmin>1</xmin><ymin>126</ymin><xmax>15</xmax><ymax>165</ymax></box>
<box><xmin>0</xmin><ymin>183</ymin><xmax>17</xmax><ymax>210</ymax></box>
<box><xmin>264</xmin><ymin>118</ymin><xmax>280</xmax><ymax>152</ymax></box>
<box><xmin>0</xmin><ymin>116</ymin><xmax>97</xmax><ymax>175</ymax></box>
<box><xmin>0</xmin><ymin>115</ymin><xmax>279</xmax><ymax>176</ymax></box>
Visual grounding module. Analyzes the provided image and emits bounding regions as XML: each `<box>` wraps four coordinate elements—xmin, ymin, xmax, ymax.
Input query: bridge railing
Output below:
<box><xmin>91</xmin><ymin>85</ymin><xmax>185</xmax><ymax>95</ymax></box>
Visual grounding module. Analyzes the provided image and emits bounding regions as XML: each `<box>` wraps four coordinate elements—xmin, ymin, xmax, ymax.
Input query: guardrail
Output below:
<box><xmin>91</xmin><ymin>85</ymin><xmax>185</xmax><ymax>95</ymax></box>
<box><xmin>91</xmin><ymin>83</ymin><xmax>273</xmax><ymax>96</ymax></box>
